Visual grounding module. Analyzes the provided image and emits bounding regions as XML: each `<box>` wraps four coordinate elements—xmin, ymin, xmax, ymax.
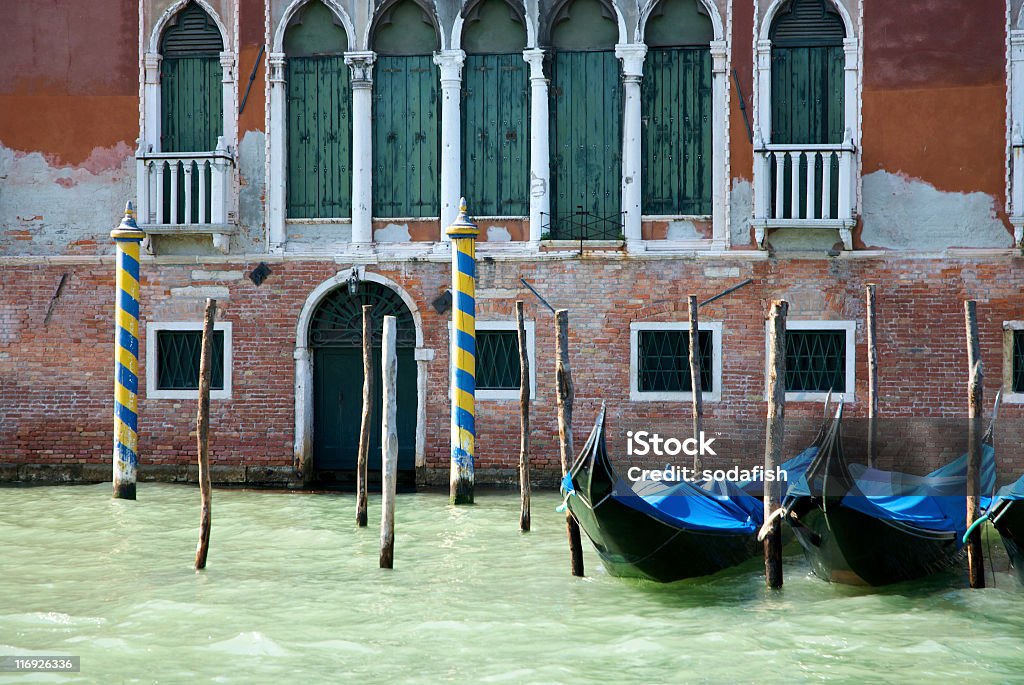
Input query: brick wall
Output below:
<box><xmin>2</xmin><ymin>252</ymin><xmax>1023</xmax><ymax>485</ymax></box>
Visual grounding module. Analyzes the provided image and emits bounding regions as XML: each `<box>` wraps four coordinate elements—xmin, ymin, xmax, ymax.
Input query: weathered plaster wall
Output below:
<box><xmin>860</xmin><ymin>0</ymin><xmax>1010</xmax><ymax>249</ymax></box>
<box><xmin>861</xmin><ymin>171</ymin><xmax>1009</xmax><ymax>250</ymax></box>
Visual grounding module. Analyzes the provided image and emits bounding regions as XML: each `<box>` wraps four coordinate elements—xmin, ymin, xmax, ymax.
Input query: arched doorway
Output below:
<box><xmin>310</xmin><ymin>281</ymin><xmax>417</xmax><ymax>487</ymax></box>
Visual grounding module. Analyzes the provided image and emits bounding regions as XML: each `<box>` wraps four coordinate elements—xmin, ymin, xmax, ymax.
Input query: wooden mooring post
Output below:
<box><xmin>688</xmin><ymin>294</ymin><xmax>704</xmax><ymax>473</ymax></box>
<box><xmin>516</xmin><ymin>301</ymin><xmax>531</xmax><ymax>532</ymax></box>
<box><xmin>866</xmin><ymin>284</ymin><xmax>879</xmax><ymax>468</ymax></box>
<box><xmin>356</xmin><ymin>304</ymin><xmax>373</xmax><ymax>528</ymax></box>
<box><xmin>380</xmin><ymin>315</ymin><xmax>398</xmax><ymax>569</ymax></box>
<box><xmin>964</xmin><ymin>300</ymin><xmax>985</xmax><ymax>589</ymax></box>
<box><xmin>194</xmin><ymin>298</ymin><xmax>217</xmax><ymax>570</ymax></box>
<box><xmin>763</xmin><ymin>300</ymin><xmax>788</xmax><ymax>589</ymax></box>
<box><xmin>556</xmin><ymin>309</ymin><xmax>585</xmax><ymax>577</ymax></box>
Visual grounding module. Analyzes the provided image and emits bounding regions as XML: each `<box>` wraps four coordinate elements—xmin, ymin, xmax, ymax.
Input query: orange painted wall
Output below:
<box><xmin>0</xmin><ymin>0</ymin><xmax>139</xmax><ymax>166</ymax></box>
<box><xmin>861</xmin><ymin>0</ymin><xmax>1007</xmax><ymax>199</ymax></box>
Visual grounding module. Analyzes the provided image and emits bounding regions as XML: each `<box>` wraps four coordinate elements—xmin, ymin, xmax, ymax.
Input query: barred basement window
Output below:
<box><xmin>476</xmin><ymin>331</ymin><xmax>521</xmax><ymax>391</ymax></box>
<box><xmin>630</xmin><ymin>322</ymin><xmax>722</xmax><ymax>402</ymax></box>
<box><xmin>785</xmin><ymin>330</ymin><xmax>845</xmax><ymax>393</ymax></box>
<box><xmin>453</xmin><ymin>321</ymin><xmax>536</xmax><ymax>400</ymax></box>
<box><xmin>1014</xmin><ymin>330</ymin><xmax>1024</xmax><ymax>393</ymax></box>
<box><xmin>157</xmin><ymin>330</ymin><xmax>225</xmax><ymax>390</ymax></box>
<box><xmin>638</xmin><ymin>330</ymin><xmax>713</xmax><ymax>392</ymax></box>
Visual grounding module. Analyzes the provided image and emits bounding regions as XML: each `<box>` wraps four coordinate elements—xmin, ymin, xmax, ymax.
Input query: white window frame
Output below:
<box><xmin>766</xmin><ymin>320</ymin><xmax>855</xmax><ymax>403</ymax></box>
<box><xmin>629</xmin><ymin>321</ymin><xmax>723</xmax><ymax>402</ymax></box>
<box><xmin>448</xmin><ymin>320</ymin><xmax>536</xmax><ymax>401</ymax></box>
<box><xmin>146</xmin><ymin>321</ymin><xmax>233</xmax><ymax>400</ymax></box>
<box><xmin>1003</xmin><ymin>321</ymin><xmax>1024</xmax><ymax>404</ymax></box>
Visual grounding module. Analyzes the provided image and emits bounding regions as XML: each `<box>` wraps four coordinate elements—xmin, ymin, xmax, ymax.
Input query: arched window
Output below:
<box><xmin>160</xmin><ymin>2</ymin><xmax>224</xmax><ymax>153</ymax></box>
<box><xmin>769</xmin><ymin>0</ymin><xmax>845</xmax><ymax>145</ymax></box>
<box><xmin>371</xmin><ymin>0</ymin><xmax>441</xmax><ymax>218</ymax></box>
<box><xmin>460</xmin><ymin>0</ymin><xmax>529</xmax><ymax>217</ymax></box>
<box><xmin>547</xmin><ymin>0</ymin><xmax>622</xmax><ymax>238</ymax></box>
<box><xmin>641</xmin><ymin>0</ymin><xmax>714</xmax><ymax>216</ymax></box>
<box><xmin>284</xmin><ymin>0</ymin><xmax>351</xmax><ymax>219</ymax></box>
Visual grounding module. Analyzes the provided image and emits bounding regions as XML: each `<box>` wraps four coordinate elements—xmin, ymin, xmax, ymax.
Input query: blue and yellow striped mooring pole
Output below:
<box><xmin>447</xmin><ymin>198</ymin><xmax>479</xmax><ymax>505</ymax></box>
<box><xmin>110</xmin><ymin>202</ymin><xmax>145</xmax><ymax>500</ymax></box>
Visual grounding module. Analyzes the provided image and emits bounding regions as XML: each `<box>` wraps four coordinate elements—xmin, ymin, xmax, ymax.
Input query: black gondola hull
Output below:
<box><xmin>788</xmin><ymin>498</ymin><xmax>962</xmax><ymax>586</ymax></box>
<box><xmin>992</xmin><ymin>499</ymin><xmax>1024</xmax><ymax>584</ymax></box>
<box><xmin>567</xmin><ymin>492</ymin><xmax>758</xmax><ymax>582</ymax></box>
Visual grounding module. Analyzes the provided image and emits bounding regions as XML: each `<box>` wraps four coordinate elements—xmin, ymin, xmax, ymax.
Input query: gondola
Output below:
<box><xmin>561</xmin><ymin>406</ymin><xmax>819</xmax><ymax>582</ymax></box>
<box><xmin>783</xmin><ymin>405</ymin><xmax>997</xmax><ymax>586</ymax></box>
<box><xmin>984</xmin><ymin>474</ymin><xmax>1024</xmax><ymax>583</ymax></box>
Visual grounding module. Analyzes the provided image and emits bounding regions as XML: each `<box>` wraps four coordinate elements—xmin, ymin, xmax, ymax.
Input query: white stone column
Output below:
<box><xmin>753</xmin><ymin>38</ymin><xmax>773</xmax><ymax>226</ymax></box>
<box><xmin>1011</xmin><ymin>31</ymin><xmax>1024</xmax><ymax>246</ymax></box>
<box><xmin>143</xmin><ymin>53</ymin><xmax>162</xmax><ymax>152</ymax></box>
<box><xmin>615</xmin><ymin>43</ymin><xmax>646</xmax><ymax>245</ymax></box>
<box><xmin>345</xmin><ymin>51</ymin><xmax>376</xmax><ymax>244</ymax></box>
<box><xmin>267</xmin><ymin>52</ymin><xmax>287</xmax><ymax>252</ymax></box>
<box><xmin>523</xmin><ymin>48</ymin><xmax>549</xmax><ymax>243</ymax></box>
<box><xmin>710</xmin><ymin>40</ymin><xmax>728</xmax><ymax>247</ymax></box>
<box><xmin>434</xmin><ymin>50</ymin><xmax>465</xmax><ymax>239</ymax></box>
<box><xmin>138</xmin><ymin>53</ymin><xmax>162</xmax><ymax>227</ymax></box>
<box><xmin>219</xmin><ymin>51</ymin><xmax>236</xmax><ymax>150</ymax></box>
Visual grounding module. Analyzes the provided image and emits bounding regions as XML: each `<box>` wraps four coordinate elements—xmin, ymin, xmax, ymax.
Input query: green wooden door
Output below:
<box><xmin>313</xmin><ymin>347</ymin><xmax>417</xmax><ymax>483</ymax></box>
<box><xmin>161</xmin><ymin>56</ymin><xmax>222</xmax><ymax>153</ymax></box>
<box><xmin>770</xmin><ymin>46</ymin><xmax>843</xmax><ymax>219</ymax></box>
<box><xmin>286</xmin><ymin>55</ymin><xmax>352</xmax><ymax>218</ymax></box>
<box><xmin>373</xmin><ymin>55</ymin><xmax>440</xmax><ymax>217</ymax></box>
<box><xmin>461</xmin><ymin>54</ymin><xmax>529</xmax><ymax>217</ymax></box>
<box><xmin>549</xmin><ymin>50</ymin><xmax>622</xmax><ymax>238</ymax></box>
<box><xmin>641</xmin><ymin>47</ymin><xmax>712</xmax><ymax>216</ymax></box>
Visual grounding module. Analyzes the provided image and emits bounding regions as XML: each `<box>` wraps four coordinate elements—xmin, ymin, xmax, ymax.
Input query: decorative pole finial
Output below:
<box><xmin>112</xmin><ymin>198</ymin><xmax>144</xmax><ymax>239</ymax></box>
<box><xmin>446</xmin><ymin>196</ymin><xmax>479</xmax><ymax>239</ymax></box>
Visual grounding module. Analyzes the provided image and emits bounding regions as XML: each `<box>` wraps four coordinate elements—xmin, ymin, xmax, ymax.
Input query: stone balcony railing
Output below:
<box><xmin>753</xmin><ymin>133</ymin><xmax>856</xmax><ymax>250</ymax></box>
<box><xmin>135</xmin><ymin>137</ymin><xmax>235</xmax><ymax>253</ymax></box>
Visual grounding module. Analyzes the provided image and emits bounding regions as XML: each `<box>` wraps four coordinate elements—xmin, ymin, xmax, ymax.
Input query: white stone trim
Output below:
<box><xmin>1003</xmin><ymin>321</ymin><xmax>1024</xmax><ymax>404</ymax></box>
<box><xmin>447</xmin><ymin>320</ymin><xmax>537</xmax><ymax>400</ymax></box>
<box><xmin>765</xmin><ymin>319</ymin><xmax>856</xmax><ymax>403</ymax></box>
<box><xmin>636</xmin><ymin>0</ymin><xmax>725</xmax><ymax>42</ymax></box>
<box><xmin>145</xmin><ymin>321</ymin><xmax>233</xmax><ymax>400</ymax></box>
<box><xmin>629</xmin><ymin>321</ymin><xmax>723</xmax><ymax>402</ymax></box>
<box><xmin>272</xmin><ymin>0</ymin><xmax>356</xmax><ymax>52</ymax></box>
<box><xmin>752</xmin><ymin>0</ymin><xmax>861</xmax><ymax>244</ymax></box>
<box><xmin>140</xmin><ymin>1</ymin><xmax>238</xmax><ymax>233</ymax></box>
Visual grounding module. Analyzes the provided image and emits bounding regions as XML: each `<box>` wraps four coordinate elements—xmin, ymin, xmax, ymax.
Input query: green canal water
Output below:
<box><xmin>1</xmin><ymin>484</ymin><xmax>1022</xmax><ymax>684</ymax></box>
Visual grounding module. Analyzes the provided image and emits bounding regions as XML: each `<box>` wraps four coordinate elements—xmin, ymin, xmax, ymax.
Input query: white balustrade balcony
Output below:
<box><xmin>753</xmin><ymin>134</ymin><xmax>856</xmax><ymax>250</ymax></box>
<box><xmin>135</xmin><ymin>136</ymin><xmax>235</xmax><ymax>253</ymax></box>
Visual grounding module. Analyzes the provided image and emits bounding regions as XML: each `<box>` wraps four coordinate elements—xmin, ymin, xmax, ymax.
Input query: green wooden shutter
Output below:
<box><xmin>286</xmin><ymin>55</ymin><xmax>352</xmax><ymax>218</ymax></box>
<box><xmin>770</xmin><ymin>46</ymin><xmax>843</xmax><ymax>145</ymax></box>
<box><xmin>461</xmin><ymin>54</ymin><xmax>529</xmax><ymax>217</ymax></box>
<box><xmin>549</xmin><ymin>50</ymin><xmax>622</xmax><ymax>239</ymax></box>
<box><xmin>161</xmin><ymin>56</ymin><xmax>222</xmax><ymax>152</ymax></box>
<box><xmin>641</xmin><ymin>47</ymin><xmax>712</xmax><ymax>216</ymax></box>
<box><xmin>372</xmin><ymin>56</ymin><xmax>440</xmax><ymax>218</ymax></box>
<box><xmin>770</xmin><ymin>46</ymin><xmax>843</xmax><ymax>219</ymax></box>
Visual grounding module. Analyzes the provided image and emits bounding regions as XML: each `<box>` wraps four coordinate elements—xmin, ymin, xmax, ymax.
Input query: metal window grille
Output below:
<box><xmin>156</xmin><ymin>330</ymin><xmax>224</xmax><ymax>390</ymax></box>
<box><xmin>637</xmin><ymin>329</ymin><xmax>713</xmax><ymax>393</ymax></box>
<box><xmin>310</xmin><ymin>282</ymin><xmax>416</xmax><ymax>348</ymax></box>
<box><xmin>1014</xmin><ymin>330</ymin><xmax>1024</xmax><ymax>393</ymax></box>
<box><xmin>476</xmin><ymin>331</ymin><xmax>521</xmax><ymax>391</ymax></box>
<box><xmin>785</xmin><ymin>330</ymin><xmax>845</xmax><ymax>393</ymax></box>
